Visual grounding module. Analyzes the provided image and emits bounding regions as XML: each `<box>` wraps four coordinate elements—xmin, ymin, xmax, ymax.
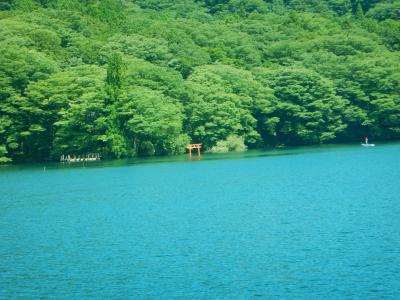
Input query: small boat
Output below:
<box><xmin>361</xmin><ymin>136</ymin><xmax>375</xmax><ymax>147</ymax></box>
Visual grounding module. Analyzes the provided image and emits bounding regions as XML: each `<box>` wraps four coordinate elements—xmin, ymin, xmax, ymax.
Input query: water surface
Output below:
<box><xmin>1</xmin><ymin>143</ymin><xmax>400</xmax><ymax>299</ymax></box>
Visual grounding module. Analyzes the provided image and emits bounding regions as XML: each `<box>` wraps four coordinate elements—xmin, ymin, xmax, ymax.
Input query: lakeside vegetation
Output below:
<box><xmin>0</xmin><ymin>0</ymin><xmax>399</xmax><ymax>162</ymax></box>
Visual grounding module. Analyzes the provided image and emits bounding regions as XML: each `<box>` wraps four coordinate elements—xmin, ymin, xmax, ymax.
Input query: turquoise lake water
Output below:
<box><xmin>1</xmin><ymin>143</ymin><xmax>400</xmax><ymax>299</ymax></box>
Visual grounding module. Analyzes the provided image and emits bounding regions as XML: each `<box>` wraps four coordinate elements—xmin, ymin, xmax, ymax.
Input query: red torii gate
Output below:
<box><xmin>187</xmin><ymin>144</ymin><xmax>202</xmax><ymax>158</ymax></box>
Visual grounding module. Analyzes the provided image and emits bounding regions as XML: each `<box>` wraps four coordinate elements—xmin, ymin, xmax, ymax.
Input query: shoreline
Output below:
<box><xmin>1</xmin><ymin>140</ymin><xmax>399</xmax><ymax>171</ymax></box>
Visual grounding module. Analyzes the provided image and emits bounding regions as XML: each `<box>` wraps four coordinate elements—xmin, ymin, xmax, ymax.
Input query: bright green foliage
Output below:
<box><xmin>186</xmin><ymin>64</ymin><xmax>270</xmax><ymax>148</ymax></box>
<box><xmin>367</xmin><ymin>1</ymin><xmax>400</xmax><ymax>21</ymax></box>
<box><xmin>376</xmin><ymin>20</ymin><xmax>400</xmax><ymax>50</ymax></box>
<box><xmin>0</xmin><ymin>0</ymin><xmax>399</xmax><ymax>162</ymax></box>
<box><xmin>24</xmin><ymin>65</ymin><xmax>107</xmax><ymax>158</ymax></box>
<box><xmin>118</xmin><ymin>86</ymin><xmax>187</xmax><ymax>155</ymax></box>
<box><xmin>101</xmin><ymin>34</ymin><xmax>171</xmax><ymax>64</ymax></box>
<box><xmin>356</xmin><ymin>2</ymin><xmax>365</xmax><ymax>20</ymax></box>
<box><xmin>254</xmin><ymin>67</ymin><xmax>348</xmax><ymax>144</ymax></box>
<box><xmin>0</xmin><ymin>45</ymin><xmax>57</xmax><ymax>161</ymax></box>
<box><xmin>105</xmin><ymin>53</ymin><xmax>124</xmax><ymax>103</ymax></box>
<box><xmin>0</xmin><ymin>145</ymin><xmax>11</xmax><ymax>163</ymax></box>
<box><xmin>209</xmin><ymin>135</ymin><xmax>247</xmax><ymax>153</ymax></box>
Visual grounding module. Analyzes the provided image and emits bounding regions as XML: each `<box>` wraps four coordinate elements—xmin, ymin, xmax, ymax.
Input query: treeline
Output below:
<box><xmin>0</xmin><ymin>0</ymin><xmax>399</xmax><ymax>162</ymax></box>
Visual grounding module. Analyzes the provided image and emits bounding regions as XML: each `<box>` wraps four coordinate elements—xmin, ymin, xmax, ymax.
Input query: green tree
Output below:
<box><xmin>117</xmin><ymin>86</ymin><xmax>187</xmax><ymax>155</ymax></box>
<box><xmin>1</xmin><ymin>0</ymin><xmax>399</xmax><ymax>162</ymax></box>
<box><xmin>23</xmin><ymin>65</ymin><xmax>108</xmax><ymax>159</ymax></box>
<box><xmin>355</xmin><ymin>1</ymin><xmax>364</xmax><ymax>20</ymax></box>
<box><xmin>254</xmin><ymin>67</ymin><xmax>349</xmax><ymax>144</ymax></box>
<box><xmin>106</xmin><ymin>53</ymin><xmax>124</xmax><ymax>102</ymax></box>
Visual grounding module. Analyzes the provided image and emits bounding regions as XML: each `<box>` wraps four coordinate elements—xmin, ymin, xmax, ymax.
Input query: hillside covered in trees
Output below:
<box><xmin>0</xmin><ymin>0</ymin><xmax>399</xmax><ymax>162</ymax></box>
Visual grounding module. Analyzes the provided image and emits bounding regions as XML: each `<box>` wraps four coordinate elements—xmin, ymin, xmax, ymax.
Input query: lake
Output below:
<box><xmin>1</xmin><ymin>143</ymin><xmax>400</xmax><ymax>299</ymax></box>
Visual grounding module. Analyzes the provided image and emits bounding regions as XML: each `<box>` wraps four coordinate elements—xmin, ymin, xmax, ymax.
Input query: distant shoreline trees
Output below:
<box><xmin>0</xmin><ymin>0</ymin><xmax>399</xmax><ymax>162</ymax></box>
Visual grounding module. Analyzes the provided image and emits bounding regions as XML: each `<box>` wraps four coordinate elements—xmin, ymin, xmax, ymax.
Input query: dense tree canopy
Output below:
<box><xmin>0</xmin><ymin>0</ymin><xmax>399</xmax><ymax>162</ymax></box>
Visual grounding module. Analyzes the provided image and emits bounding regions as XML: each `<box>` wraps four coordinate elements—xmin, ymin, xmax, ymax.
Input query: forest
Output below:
<box><xmin>0</xmin><ymin>0</ymin><xmax>399</xmax><ymax>162</ymax></box>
